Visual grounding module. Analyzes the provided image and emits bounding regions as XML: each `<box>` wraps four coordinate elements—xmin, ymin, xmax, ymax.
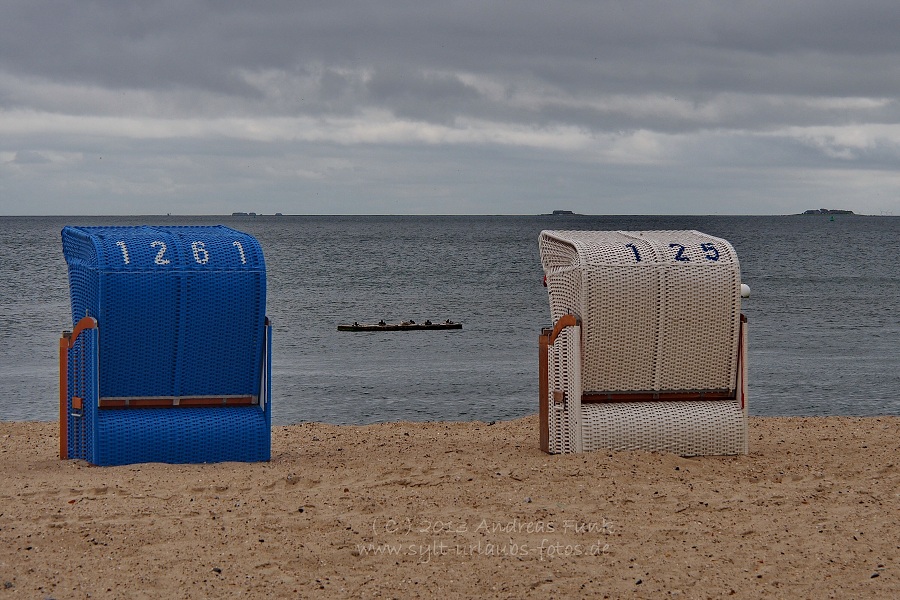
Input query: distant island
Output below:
<box><xmin>801</xmin><ymin>208</ymin><xmax>855</xmax><ymax>215</ymax></box>
<box><xmin>541</xmin><ymin>209</ymin><xmax>580</xmax><ymax>216</ymax></box>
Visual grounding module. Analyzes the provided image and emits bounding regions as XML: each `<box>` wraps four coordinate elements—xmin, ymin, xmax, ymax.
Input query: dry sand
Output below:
<box><xmin>1</xmin><ymin>416</ymin><xmax>898</xmax><ymax>599</ymax></box>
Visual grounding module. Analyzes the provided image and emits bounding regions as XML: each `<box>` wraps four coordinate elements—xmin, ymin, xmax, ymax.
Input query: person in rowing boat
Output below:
<box><xmin>378</xmin><ymin>320</ymin><xmax>386</xmax><ymax>326</ymax></box>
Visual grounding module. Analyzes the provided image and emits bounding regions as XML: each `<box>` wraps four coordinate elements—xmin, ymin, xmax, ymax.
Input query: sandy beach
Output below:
<box><xmin>1</xmin><ymin>416</ymin><xmax>898</xmax><ymax>599</ymax></box>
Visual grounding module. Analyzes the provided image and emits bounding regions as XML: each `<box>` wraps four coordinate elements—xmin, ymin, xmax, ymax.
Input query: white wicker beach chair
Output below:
<box><xmin>538</xmin><ymin>230</ymin><xmax>748</xmax><ymax>455</ymax></box>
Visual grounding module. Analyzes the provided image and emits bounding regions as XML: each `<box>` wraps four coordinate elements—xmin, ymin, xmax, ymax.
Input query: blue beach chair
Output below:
<box><xmin>59</xmin><ymin>225</ymin><xmax>272</xmax><ymax>466</ymax></box>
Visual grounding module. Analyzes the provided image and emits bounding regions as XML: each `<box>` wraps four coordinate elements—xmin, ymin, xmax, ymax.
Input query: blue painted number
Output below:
<box><xmin>625</xmin><ymin>243</ymin><xmax>642</xmax><ymax>262</ymax></box>
<box><xmin>701</xmin><ymin>242</ymin><xmax>720</xmax><ymax>261</ymax></box>
<box><xmin>669</xmin><ymin>243</ymin><xmax>690</xmax><ymax>261</ymax></box>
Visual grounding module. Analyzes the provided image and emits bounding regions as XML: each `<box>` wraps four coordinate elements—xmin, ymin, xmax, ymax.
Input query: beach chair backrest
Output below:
<box><xmin>61</xmin><ymin>225</ymin><xmax>267</xmax><ymax>402</ymax></box>
<box><xmin>539</xmin><ymin>230</ymin><xmax>742</xmax><ymax>396</ymax></box>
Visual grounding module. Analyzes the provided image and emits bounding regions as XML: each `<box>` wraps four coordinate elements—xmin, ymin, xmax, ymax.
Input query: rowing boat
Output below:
<box><xmin>337</xmin><ymin>320</ymin><xmax>462</xmax><ymax>332</ymax></box>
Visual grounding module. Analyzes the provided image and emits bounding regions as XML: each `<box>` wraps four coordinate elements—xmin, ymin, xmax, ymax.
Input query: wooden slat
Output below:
<box><xmin>99</xmin><ymin>396</ymin><xmax>256</xmax><ymax>409</ymax></box>
<box><xmin>539</xmin><ymin>329</ymin><xmax>550</xmax><ymax>453</ymax></box>
<box><xmin>59</xmin><ymin>317</ymin><xmax>98</xmax><ymax>461</ymax></box>
<box><xmin>581</xmin><ymin>390</ymin><xmax>734</xmax><ymax>403</ymax></box>
<box><xmin>59</xmin><ymin>335</ymin><xmax>69</xmax><ymax>460</ymax></box>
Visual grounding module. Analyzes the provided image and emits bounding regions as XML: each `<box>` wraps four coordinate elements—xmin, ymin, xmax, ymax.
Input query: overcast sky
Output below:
<box><xmin>2</xmin><ymin>1</ymin><xmax>900</xmax><ymax>215</ymax></box>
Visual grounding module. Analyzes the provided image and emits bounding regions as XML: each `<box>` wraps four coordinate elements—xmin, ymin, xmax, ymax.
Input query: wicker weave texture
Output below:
<box><xmin>580</xmin><ymin>400</ymin><xmax>747</xmax><ymax>455</ymax></box>
<box><xmin>96</xmin><ymin>406</ymin><xmax>270</xmax><ymax>466</ymax></box>
<box><xmin>540</xmin><ymin>230</ymin><xmax>741</xmax><ymax>394</ymax></box>
<box><xmin>546</xmin><ymin>326</ymin><xmax>582</xmax><ymax>453</ymax></box>
<box><xmin>62</xmin><ymin>225</ymin><xmax>266</xmax><ymax>399</ymax></box>
<box><xmin>60</xmin><ymin>225</ymin><xmax>271</xmax><ymax>465</ymax></box>
<box><xmin>539</xmin><ymin>230</ymin><xmax>748</xmax><ymax>456</ymax></box>
<box><xmin>66</xmin><ymin>327</ymin><xmax>99</xmax><ymax>461</ymax></box>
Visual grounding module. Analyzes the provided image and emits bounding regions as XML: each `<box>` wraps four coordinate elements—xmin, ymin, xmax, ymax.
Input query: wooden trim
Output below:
<box><xmin>179</xmin><ymin>397</ymin><xmax>256</xmax><ymax>407</ymax></box>
<box><xmin>58</xmin><ymin>335</ymin><xmax>69</xmax><ymax>460</ymax></box>
<box><xmin>99</xmin><ymin>396</ymin><xmax>256</xmax><ymax>409</ymax></box>
<box><xmin>738</xmin><ymin>314</ymin><xmax>748</xmax><ymax>410</ymax></box>
<box><xmin>59</xmin><ymin>317</ymin><xmax>98</xmax><ymax>460</ymax></box>
<box><xmin>548</xmin><ymin>314</ymin><xmax>580</xmax><ymax>345</ymax></box>
<box><xmin>581</xmin><ymin>390</ymin><xmax>735</xmax><ymax>403</ymax></box>
<box><xmin>538</xmin><ymin>329</ymin><xmax>550</xmax><ymax>453</ymax></box>
<box><xmin>67</xmin><ymin>316</ymin><xmax>98</xmax><ymax>349</ymax></box>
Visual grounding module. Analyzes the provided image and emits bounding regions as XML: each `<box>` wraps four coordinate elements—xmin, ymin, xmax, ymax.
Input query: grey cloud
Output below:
<box><xmin>11</xmin><ymin>150</ymin><xmax>51</xmax><ymax>164</ymax></box>
<box><xmin>6</xmin><ymin>2</ymin><xmax>900</xmax><ymax>92</ymax></box>
<box><xmin>366</xmin><ymin>69</ymin><xmax>481</xmax><ymax>124</ymax></box>
<box><xmin>2</xmin><ymin>1</ymin><xmax>900</xmax><ymax>215</ymax></box>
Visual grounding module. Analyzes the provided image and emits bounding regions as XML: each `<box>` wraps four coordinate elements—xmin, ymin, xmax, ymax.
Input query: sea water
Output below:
<box><xmin>0</xmin><ymin>214</ymin><xmax>897</xmax><ymax>424</ymax></box>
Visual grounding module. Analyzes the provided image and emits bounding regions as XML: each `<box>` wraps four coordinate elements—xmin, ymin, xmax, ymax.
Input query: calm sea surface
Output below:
<box><xmin>0</xmin><ymin>215</ymin><xmax>897</xmax><ymax>424</ymax></box>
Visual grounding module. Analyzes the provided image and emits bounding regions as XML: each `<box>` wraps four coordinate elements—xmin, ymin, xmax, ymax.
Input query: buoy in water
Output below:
<box><xmin>740</xmin><ymin>283</ymin><xmax>751</xmax><ymax>298</ymax></box>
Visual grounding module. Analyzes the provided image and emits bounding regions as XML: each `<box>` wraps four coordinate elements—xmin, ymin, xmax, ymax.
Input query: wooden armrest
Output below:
<box><xmin>549</xmin><ymin>314</ymin><xmax>580</xmax><ymax>345</ymax></box>
<box><xmin>63</xmin><ymin>316</ymin><xmax>98</xmax><ymax>348</ymax></box>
